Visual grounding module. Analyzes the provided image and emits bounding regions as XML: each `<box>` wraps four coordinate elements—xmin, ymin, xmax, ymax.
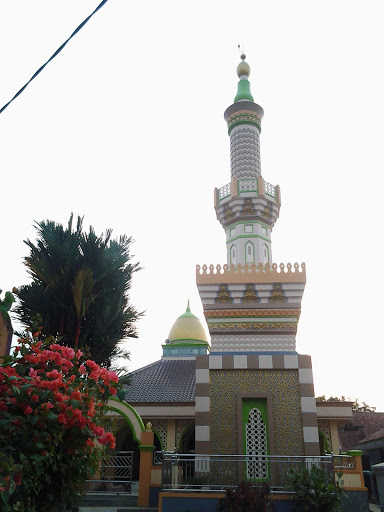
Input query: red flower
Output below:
<box><xmin>24</xmin><ymin>406</ymin><xmax>33</xmax><ymax>415</ymax></box>
<box><xmin>13</xmin><ymin>472</ymin><xmax>22</xmax><ymax>486</ymax></box>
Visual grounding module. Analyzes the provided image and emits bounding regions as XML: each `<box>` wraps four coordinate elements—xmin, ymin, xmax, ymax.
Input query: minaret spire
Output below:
<box><xmin>213</xmin><ymin>55</ymin><xmax>281</xmax><ymax>266</ymax></box>
<box><xmin>234</xmin><ymin>53</ymin><xmax>254</xmax><ymax>103</ymax></box>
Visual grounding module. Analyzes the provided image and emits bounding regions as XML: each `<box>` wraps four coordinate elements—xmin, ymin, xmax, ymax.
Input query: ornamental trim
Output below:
<box><xmin>209</xmin><ymin>322</ymin><xmax>297</xmax><ymax>330</ymax></box>
<box><xmin>204</xmin><ymin>310</ymin><xmax>301</xmax><ymax>318</ymax></box>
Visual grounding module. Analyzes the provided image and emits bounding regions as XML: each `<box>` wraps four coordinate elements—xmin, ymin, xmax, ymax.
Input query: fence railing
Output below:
<box><xmin>153</xmin><ymin>450</ymin><xmax>163</xmax><ymax>466</ymax></box>
<box><xmin>85</xmin><ymin>451</ymin><xmax>133</xmax><ymax>494</ymax></box>
<box><xmin>333</xmin><ymin>454</ymin><xmax>356</xmax><ymax>469</ymax></box>
<box><xmin>161</xmin><ymin>453</ymin><xmax>334</xmax><ymax>493</ymax></box>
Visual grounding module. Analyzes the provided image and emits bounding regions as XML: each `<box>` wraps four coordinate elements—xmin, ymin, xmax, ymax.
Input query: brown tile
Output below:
<box><xmin>298</xmin><ymin>355</ymin><xmax>312</xmax><ymax>369</ymax></box>
<box><xmin>222</xmin><ymin>355</ymin><xmax>234</xmax><ymax>369</ymax></box>
<box><xmin>195</xmin><ymin>356</ymin><xmax>209</xmax><ymax>369</ymax></box>
<box><xmin>195</xmin><ymin>441</ymin><xmax>210</xmax><ymax>454</ymax></box>
<box><xmin>247</xmin><ymin>355</ymin><xmax>259</xmax><ymax>369</ymax></box>
<box><xmin>272</xmin><ymin>355</ymin><xmax>284</xmax><ymax>369</ymax></box>
<box><xmin>301</xmin><ymin>412</ymin><xmax>318</xmax><ymax>427</ymax></box>
<box><xmin>304</xmin><ymin>442</ymin><xmax>320</xmax><ymax>456</ymax></box>
<box><xmin>195</xmin><ymin>383</ymin><xmax>210</xmax><ymax>397</ymax></box>
<box><xmin>195</xmin><ymin>412</ymin><xmax>210</xmax><ymax>426</ymax></box>
<box><xmin>300</xmin><ymin>383</ymin><xmax>315</xmax><ymax>397</ymax></box>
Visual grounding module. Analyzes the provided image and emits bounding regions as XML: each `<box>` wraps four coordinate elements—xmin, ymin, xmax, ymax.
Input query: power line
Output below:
<box><xmin>0</xmin><ymin>0</ymin><xmax>109</xmax><ymax>115</ymax></box>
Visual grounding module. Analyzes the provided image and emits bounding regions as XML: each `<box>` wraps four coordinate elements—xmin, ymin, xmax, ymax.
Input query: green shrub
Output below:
<box><xmin>286</xmin><ymin>465</ymin><xmax>344</xmax><ymax>512</ymax></box>
<box><xmin>217</xmin><ymin>481</ymin><xmax>272</xmax><ymax>512</ymax></box>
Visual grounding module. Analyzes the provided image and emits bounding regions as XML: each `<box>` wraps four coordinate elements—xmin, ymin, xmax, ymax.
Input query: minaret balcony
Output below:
<box><xmin>214</xmin><ymin>176</ymin><xmax>281</xmax><ymax>231</ymax></box>
<box><xmin>215</xmin><ymin>176</ymin><xmax>281</xmax><ymax>207</ymax></box>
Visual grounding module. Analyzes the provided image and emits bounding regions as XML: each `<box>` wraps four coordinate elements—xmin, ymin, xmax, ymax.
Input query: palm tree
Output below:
<box><xmin>14</xmin><ymin>214</ymin><xmax>141</xmax><ymax>366</ymax></box>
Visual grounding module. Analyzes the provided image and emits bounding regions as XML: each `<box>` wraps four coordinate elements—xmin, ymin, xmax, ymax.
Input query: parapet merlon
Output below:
<box><xmin>196</xmin><ymin>262</ymin><xmax>306</xmax><ymax>284</ymax></box>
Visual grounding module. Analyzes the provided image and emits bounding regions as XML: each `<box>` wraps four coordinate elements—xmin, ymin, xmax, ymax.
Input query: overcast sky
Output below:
<box><xmin>1</xmin><ymin>1</ymin><xmax>384</xmax><ymax>411</ymax></box>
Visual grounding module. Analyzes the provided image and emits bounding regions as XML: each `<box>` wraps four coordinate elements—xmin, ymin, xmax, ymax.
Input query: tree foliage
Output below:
<box><xmin>316</xmin><ymin>395</ymin><xmax>376</xmax><ymax>412</ymax></box>
<box><xmin>14</xmin><ymin>214</ymin><xmax>141</xmax><ymax>367</ymax></box>
<box><xmin>0</xmin><ymin>327</ymin><xmax>120</xmax><ymax>511</ymax></box>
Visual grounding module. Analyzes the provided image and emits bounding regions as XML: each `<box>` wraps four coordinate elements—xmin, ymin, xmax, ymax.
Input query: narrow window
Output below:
<box><xmin>246</xmin><ymin>242</ymin><xmax>254</xmax><ymax>263</ymax></box>
<box><xmin>230</xmin><ymin>245</ymin><xmax>237</xmax><ymax>265</ymax></box>
<box><xmin>242</xmin><ymin>398</ymin><xmax>269</xmax><ymax>481</ymax></box>
<box><xmin>263</xmin><ymin>244</ymin><xmax>269</xmax><ymax>264</ymax></box>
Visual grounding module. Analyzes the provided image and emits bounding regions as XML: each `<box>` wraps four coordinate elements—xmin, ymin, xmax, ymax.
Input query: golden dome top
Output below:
<box><xmin>167</xmin><ymin>301</ymin><xmax>208</xmax><ymax>344</ymax></box>
<box><xmin>237</xmin><ymin>53</ymin><xmax>250</xmax><ymax>78</ymax></box>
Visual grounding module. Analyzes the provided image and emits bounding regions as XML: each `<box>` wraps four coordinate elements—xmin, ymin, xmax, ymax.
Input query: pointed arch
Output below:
<box><xmin>263</xmin><ymin>244</ymin><xmax>270</xmax><ymax>264</ymax></box>
<box><xmin>245</xmin><ymin>241</ymin><xmax>255</xmax><ymax>263</ymax></box>
<box><xmin>230</xmin><ymin>244</ymin><xmax>237</xmax><ymax>265</ymax></box>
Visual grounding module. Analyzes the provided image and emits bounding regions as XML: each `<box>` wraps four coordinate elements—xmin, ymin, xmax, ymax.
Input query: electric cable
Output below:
<box><xmin>0</xmin><ymin>0</ymin><xmax>109</xmax><ymax>115</ymax></box>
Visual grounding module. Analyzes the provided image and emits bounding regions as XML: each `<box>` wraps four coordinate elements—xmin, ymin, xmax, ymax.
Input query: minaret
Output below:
<box><xmin>198</xmin><ymin>55</ymin><xmax>306</xmax><ymax>354</ymax></box>
<box><xmin>195</xmin><ymin>56</ymin><xmax>319</xmax><ymax>459</ymax></box>
<box><xmin>214</xmin><ymin>54</ymin><xmax>281</xmax><ymax>266</ymax></box>
<box><xmin>197</xmin><ymin>54</ymin><xmax>308</xmax><ymax>355</ymax></box>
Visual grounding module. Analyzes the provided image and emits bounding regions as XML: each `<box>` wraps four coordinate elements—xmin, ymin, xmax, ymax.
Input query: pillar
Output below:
<box><xmin>138</xmin><ymin>423</ymin><xmax>155</xmax><ymax>507</ymax></box>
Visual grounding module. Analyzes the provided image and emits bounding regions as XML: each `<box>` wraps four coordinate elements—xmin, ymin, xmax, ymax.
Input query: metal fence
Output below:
<box><xmin>85</xmin><ymin>451</ymin><xmax>133</xmax><ymax>494</ymax></box>
<box><xmin>161</xmin><ymin>453</ymin><xmax>334</xmax><ymax>493</ymax></box>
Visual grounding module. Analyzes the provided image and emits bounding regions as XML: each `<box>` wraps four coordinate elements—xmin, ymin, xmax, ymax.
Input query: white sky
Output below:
<box><xmin>1</xmin><ymin>1</ymin><xmax>383</xmax><ymax>411</ymax></box>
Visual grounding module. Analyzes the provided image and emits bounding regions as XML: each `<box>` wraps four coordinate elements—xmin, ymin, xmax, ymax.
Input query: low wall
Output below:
<box><xmin>159</xmin><ymin>492</ymin><xmax>225</xmax><ymax>512</ymax></box>
<box><xmin>158</xmin><ymin>490</ymin><xmax>369</xmax><ymax>512</ymax></box>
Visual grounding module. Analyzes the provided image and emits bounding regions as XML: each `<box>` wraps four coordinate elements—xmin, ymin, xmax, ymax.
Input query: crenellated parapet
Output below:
<box><xmin>196</xmin><ymin>262</ymin><xmax>306</xmax><ymax>284</ymax></box>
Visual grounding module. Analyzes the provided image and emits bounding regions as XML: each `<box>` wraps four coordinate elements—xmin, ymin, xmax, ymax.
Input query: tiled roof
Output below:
<box><xmin>123</xmin><ymin>359</ymin><xmax>196</xmax><ymax>403</ymax></box>
<box><xmin>339</xmin><ymin>412</ymin><xmax>384</xmax><ymax>451</ymax></box>
<box><xmin>359</xmin><ymin>427</ymin><xmax>384</xmax><ymax>445</ymax></box>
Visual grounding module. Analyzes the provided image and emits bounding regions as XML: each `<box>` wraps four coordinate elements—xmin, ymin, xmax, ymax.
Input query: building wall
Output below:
<box><xmin>209</xmin><ymin>369</ymin><xmax>304</xmax><ymax>456</ymax></box>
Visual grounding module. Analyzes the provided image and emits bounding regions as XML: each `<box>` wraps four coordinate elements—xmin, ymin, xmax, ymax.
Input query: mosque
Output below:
<box><xmin>107</xmin><ymin>54</ymin><xmax>367</xmax><ymax>511</ymax></box>
<box><xmin>119</xmin><ymin>53</ymin><xmax>352</xmax><ymax>464</ymax></box>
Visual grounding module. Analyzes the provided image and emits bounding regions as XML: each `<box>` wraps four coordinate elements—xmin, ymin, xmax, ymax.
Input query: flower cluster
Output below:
<box><xmin>0</xmin><ymin>332</ymin><xmax>121</xmax><ymax>511</ymax></box>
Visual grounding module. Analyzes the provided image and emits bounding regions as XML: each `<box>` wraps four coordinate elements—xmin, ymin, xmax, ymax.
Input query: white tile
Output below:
<box><xmin>196</xmin><ymin>369</ymin><xmax>209</xmax><ymax>384</ymax></box>
<box><xmin>234</xmin><ymin>355</ymin><xmax>247</xmax><ymax>368</ymax></box>
<box><xmin>195</xmin><ymin>426</ymin><xmax>210</xmax><ymax>442</ymax></box>
<box><xmin>259</xmin><ymin>355</ymin><xmax>273</xmax><ymax>368</ymax></box>
<box><xmin>209</xmin><ymin>355</ymin><xmax>223</xmax><ymax>369</ymax></box>
<box><xmin>303</xmin><ymin>426</ymin><xmax>319</xmax><ymax>443</ymax></box>
<box><xmin>195</xmin><ymin>396</ymin><xmax>210</xmax><ymax>413</ymax></box>
<box><xmin>299</xmin><ymin>369</ymin><xmax>313</xmax><ymax>384</ymax></box>
<box><xmin>301</xmin><ymin>397</ymin><xmax>317</xmax><ymax>413</ymax></box>
<box><xmin>284</xmin><ymin>355</ymin><xmax>299</xmax><ymax>369</ymax></box>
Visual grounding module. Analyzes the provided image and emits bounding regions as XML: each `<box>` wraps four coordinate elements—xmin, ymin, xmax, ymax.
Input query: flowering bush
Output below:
<box><xmin>0</xmin><ymin>329</ymin><xmax>120</xmax><ymax>512</ymax></box>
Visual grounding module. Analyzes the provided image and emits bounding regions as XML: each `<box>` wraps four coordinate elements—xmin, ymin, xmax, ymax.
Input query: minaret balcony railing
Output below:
<box><xmin>217</xmin><ymin>178</ymin><xmax>277</xmax><ymax>204</ymax></box>
<box><xmin>218</xmin><ymin>182</ymin><xmax>231</xmax><ymax>200</ymax></box>
<box><xmin>239</xmin><ymin>178</ymin><xmax>258</xmax><ymax>194</ymax></box>
<box><xmin>265</xmin><ymin>181</ymin><xmax>276</xmax><ymax>198</ymax></box>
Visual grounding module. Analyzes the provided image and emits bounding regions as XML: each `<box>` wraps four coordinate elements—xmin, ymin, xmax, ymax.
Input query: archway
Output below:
<box><xmin>106</xmin><ymin>398</ymin><xmax>146</xmax><ymax>484</ymax></box>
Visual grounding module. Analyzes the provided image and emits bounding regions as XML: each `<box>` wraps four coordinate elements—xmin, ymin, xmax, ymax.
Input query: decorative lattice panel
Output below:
<box><xmin>210</xmin><ymin>370</ymin><xmax>304</xmax><ymax>456</ymax></box>
<box><xmin>318</xmin><ymin>420</ymin><xmax>332</xmax><ymax>451</ymax></box>
<box><xmin>151</xmin><ymin>419</ymin><xmax>168</xmax><ymax>450</ymax></box>
<box><xmin>246</xmin><ymin>408</ymin><xmax>268</xmax><ymax>479</ymax></box>
<box><xmin>115</xmin><ymin>425</ymin><xmax>131</xmax><ymax>451</ymax></box>
<box><xmin>176</xmin><ymin>419</ymin><xmax>194</xmax><ymax>449</ymax></box>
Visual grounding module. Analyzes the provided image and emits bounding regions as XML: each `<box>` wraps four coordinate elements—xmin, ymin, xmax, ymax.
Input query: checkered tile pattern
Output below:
<box><xmin>195</xmin><ymin>353</ymin><xmax>319</xmax><ymax>456</ymax></box>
